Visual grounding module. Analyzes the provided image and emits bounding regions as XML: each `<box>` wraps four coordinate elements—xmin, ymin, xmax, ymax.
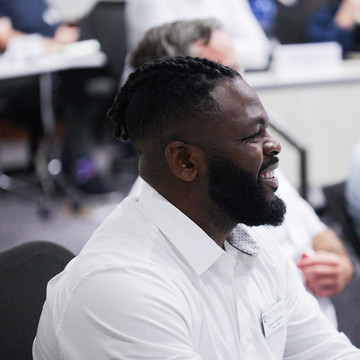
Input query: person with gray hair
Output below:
<box><xmin>124</xmin><ymin>0</ymin><xmax>270</xmax><ymax>72</ymax></box>
<box><xmin>129</xmin><ymin>18</ymin><xmax>241</xmax><ymax>72</ymax></box>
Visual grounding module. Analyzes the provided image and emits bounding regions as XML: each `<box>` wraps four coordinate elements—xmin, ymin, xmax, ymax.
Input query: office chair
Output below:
<box><xmin>316</xmin><ymin>182</ymin><xmax>360</xmax><ymax>347</ymax></box>
<box><xmin>80</xmin><ymin>1</ymin><xmax>139</xmax><ymax>181</ymax></box>
<box><xmin>0</xmin><ymin>241</ymin><xmax>75</xmax><ymax>360</ymax></box>
<box><xmin>0</xmin><ymin>77</ymin><xmax>52</xmax><ymax>218</ymax></box>
<box><xmin>331</xmin><ymin>257</ymin><xmax>360</xmax><ymax>348</ymax></box>
<box><xmin>322</xmin><ymin>181</ymin><xmax>360</xmax><ymax>258</ymax></box>
<box><xmin>322</xmin><ymin>182</ymin><xmax>360</xmax><ymax>347</ymax></box>
<box><xmin>80</xmin><ymin>0</ymin><xmax>127</xmax><ymax>83</ymax></box>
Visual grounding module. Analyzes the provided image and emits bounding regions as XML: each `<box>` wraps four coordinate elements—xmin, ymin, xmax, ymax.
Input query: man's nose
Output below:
<box><xmin>263</xmin><ymin>136</ymin><xmax>281</xmax><ymax>156</ymax></box>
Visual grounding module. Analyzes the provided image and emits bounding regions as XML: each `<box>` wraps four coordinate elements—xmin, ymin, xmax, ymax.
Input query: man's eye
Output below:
<box><xmin>244</xmin><ymin>131</ymin><xmax>261</xmax><ymax>141</ymax></box>
<box><xmin>238</xmin><ymin>127</ymin><xmax>264</xmax><ymax>142</ymax></box>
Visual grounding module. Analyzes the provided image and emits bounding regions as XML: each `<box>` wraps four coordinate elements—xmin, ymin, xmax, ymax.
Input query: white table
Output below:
<box><xmin>0</xmin><ymin>40</ymin><xmax>107</xmax><ymax>134</ymax></box>
<box><xmin>0</xmin><ymin>46</ymin><xmax>106</xmax><ymax>80</ymax></box>
<box><xmin>0</xmin><ymin>42</ymin><xmax>107</xmax><ymax>214</ymax></box>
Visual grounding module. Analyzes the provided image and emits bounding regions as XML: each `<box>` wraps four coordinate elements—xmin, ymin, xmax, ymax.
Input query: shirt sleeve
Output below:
<box><xmin>306</xmin><ymin>4</ymin><xmax>356</xmax><ymax>55</ymax></box>
<box><xmin>57</xmin><ymin>264</ymin><xmax>202</xmax><ymax>360</ymax></box>
<box><xmin>285</xmin><ymin>185</ymin><xmax>326</xmax><ymax>241</ymax></box>
<box><xmin>226</xmin><ymin>0</ymin><xmax>271</xmax><ymax>70</ymax></box>
<box><xmin>0</xmin><ymin>0</ymin><xmax>59</xmax><ymax>37</ymax></box>
<box><xmin>266</xmin><ymin>170</ymin><xmax>326</xmax><ymax>261</ymax></box>
<box><xmin>0</xmin><ymin>0</ymin><xmax>10</xmax><ymax>17</ymax></box>
<box><xmin>125</xmin><ymin>0</ymin><xmax>175</xmax><ymax>52</ymax></box>
<box><xmin>278</xmin><ymin>170</ymin><xmax>326</xmax><ymax>240</ymax></box>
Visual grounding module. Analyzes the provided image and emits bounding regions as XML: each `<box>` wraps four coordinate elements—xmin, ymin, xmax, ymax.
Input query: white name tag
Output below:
<box><xmin>261</xmin><ymin>300</ymin><xmax>286</xmax><ymax>338</ymax></box>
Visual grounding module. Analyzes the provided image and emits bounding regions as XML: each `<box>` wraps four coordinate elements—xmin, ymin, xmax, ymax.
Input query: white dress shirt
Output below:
<box><xmin>33</xmin><ymin>182</ymin><xmax>359</xmax><ymax>359</ymax></box>
<box><xmin>263</xmin><ymin>170</ymin><xmax>326</xmax><ymax>263</ymax></box>
<box><xmin>124</xmin><ymin>0</ymin><xmax>270</xmax><ymax>75</ymax></box>
<box><xmin>260</xmin><ymin>170</ymin><xmax>337</xmax><ymax>327</ymax></box>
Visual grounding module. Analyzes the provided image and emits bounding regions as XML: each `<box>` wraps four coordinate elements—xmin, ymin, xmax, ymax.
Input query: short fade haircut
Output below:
<box><xmin>107</xmin><ymin>56</ymin><xmax>240</xmax><ymax>151</ymax></box>
<box><xmin>129</xmin><ymin>18</ymin><xmax>223</xmax><ymax>69</ymax></box>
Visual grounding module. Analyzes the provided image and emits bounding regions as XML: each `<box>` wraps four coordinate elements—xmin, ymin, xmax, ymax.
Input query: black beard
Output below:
<box><xmin>207</xmin><ymin>155</ymin><xmax>286</xmax><ymax>227</ymax></box>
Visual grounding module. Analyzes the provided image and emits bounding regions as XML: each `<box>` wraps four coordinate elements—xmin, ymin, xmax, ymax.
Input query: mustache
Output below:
<box><xmin>259</xmin><ymin>157</ymin><xmax>279</xmax><ymax>173</ymax></box>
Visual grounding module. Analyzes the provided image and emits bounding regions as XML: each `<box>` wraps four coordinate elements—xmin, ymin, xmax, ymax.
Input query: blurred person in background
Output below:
<box><xmin>306</xmin><ymin>0</ymin><xmax>360</xmax><ymax>56</ymax></box>
<box><xmin>0</xmin><ymin>0</ymin><xmax>78</xmax><ymax>171</ymax></box>
<box><xmin>122</xmin><ymin>0</ymin><xmax>271</xmax><ymax>83</ymax></box>
<box><xmin>128</xmin><ymin>18</ymin><xmax>356</xmax><ymax>332</ymax></box>
<box><xmin>263</xmin><ymin>169</ymin><xmax>354</xmax><ymax>329</ymax></box>
<box><xmin>249</xmin><ymin>0</ymin><xmax>338</xmax><ymax>47</ymax></box>
<box><xmin>0</xmin><ymin>0</ymin><xmax>79</xmax><ymax>51</ymax></box>
<box><xmin>0</xmin><ymin>0</ymin><xmax>112</xmax><ymax>194</ymax></box>
<box><xmin>249</xmin><ymin>0</ymin><xmax>279</xmax><ymax>39</ymax></box>
<box><xmin>129</xmin><ymin>18</ymin><xmax>241</xmax><ymax>73</ymax></box>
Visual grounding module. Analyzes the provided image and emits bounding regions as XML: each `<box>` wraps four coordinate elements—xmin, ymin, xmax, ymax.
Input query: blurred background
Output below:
<box><xmin>1</xmin><ymin>0</ymin><xmax>360</xmax><ymax>256</ymax></box>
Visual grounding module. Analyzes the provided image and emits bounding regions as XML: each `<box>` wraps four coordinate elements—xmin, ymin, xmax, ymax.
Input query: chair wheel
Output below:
<box><xmin>38</xmin><ymin>202</ymin><xmax>51</xmax><ymax>220</ymax></box>
<box><xmin>70</xmin><ymin>199</ymin><xmax>82</xmax><ymax>213</ymax></box>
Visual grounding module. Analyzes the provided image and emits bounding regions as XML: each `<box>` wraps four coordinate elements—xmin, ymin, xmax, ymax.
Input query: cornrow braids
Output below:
<box><xmin>107</xmin><ymin>56</ymin><xmax>240</xmax><ymax>147</ymax></box>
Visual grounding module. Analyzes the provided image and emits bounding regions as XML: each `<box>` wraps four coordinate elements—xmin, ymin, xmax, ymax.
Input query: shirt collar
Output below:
<box><xmin>226</xmin><ymin>224</ymin><xmax>261</xmax><ymax>257</ymax></box>
<box><xmin>138</xmin><ymin>181</ymin><xmax>224</xmax><ymax>276</ymax></box>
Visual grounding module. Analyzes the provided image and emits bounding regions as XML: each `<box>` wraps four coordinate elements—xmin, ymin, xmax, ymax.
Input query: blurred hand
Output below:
<box><xmin>298</xmin><ymin>251</ymin><xmax>354</xmax><ymax>297</ymax></box>
<box><xmin>0</xmin><ymin>17</ymin><xmax>17</xmax><ymax>51</ymax></box>
<box><xmin>336</xmin><ymin>0</ymin><xmax>360</xmax><ymax>28</ymax></box>
<box><xmin>344</xmin><ymin>0</ymin><xmax>360</xmax><ymax>10</ymax></box>
<box><xmin>54</xmin><ymin>24</ymin><xmax>80</xmax><ymax>44</ymax></box>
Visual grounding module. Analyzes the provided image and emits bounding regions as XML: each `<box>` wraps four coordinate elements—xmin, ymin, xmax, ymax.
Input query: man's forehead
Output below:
<box><xmin>164</xmin><ymin>78</ymin><xmax>265</xmax><ymax>144</ymax></box>
<box><xmin>212</xmin><ymin>78</ymin><xmax>263</xmax><ymax>114</ymax></box>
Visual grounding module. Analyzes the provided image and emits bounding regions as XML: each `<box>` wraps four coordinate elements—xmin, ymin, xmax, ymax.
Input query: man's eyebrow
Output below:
<box><xmin>244</xmin><ymin>116</ymin><xmax>266</xmax><ymax>128</ymax></box>
<box><xmin>254</xmin><ymin>117</ymin><xmax>266</xmax><ymax>126</ymax></box>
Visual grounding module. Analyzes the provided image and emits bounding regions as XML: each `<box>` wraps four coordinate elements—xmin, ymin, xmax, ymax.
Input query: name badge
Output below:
<box><xmin>261</xmin><ymin>300</ymin><xmax>286</xmax><ymax>338</ymax></box>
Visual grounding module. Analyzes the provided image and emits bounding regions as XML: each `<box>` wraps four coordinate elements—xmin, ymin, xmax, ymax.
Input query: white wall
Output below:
<box><xmin>249</xmin><ymin>81</ymin><xmax>360</xmax><ymax>189</ymax></box>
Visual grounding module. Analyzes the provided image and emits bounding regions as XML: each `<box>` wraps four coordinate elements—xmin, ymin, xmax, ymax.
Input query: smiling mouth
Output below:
<box><xmin>259</xmin><ymin>157</ymin><xmax>280</xmax><ymax>192</ymax></box>
<box><xmin>260</xmin><ymin>170</ymin><xmax>276</xmax><ymax>180</ymax></box>
<box><xmin>259</xmin><ymin>168</ymin><xmax>279</xmax><ymax>192</ymax></box>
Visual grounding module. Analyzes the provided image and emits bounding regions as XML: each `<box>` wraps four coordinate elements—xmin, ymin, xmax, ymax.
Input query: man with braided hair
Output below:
<box><xmin>127</xmin><ymin>18</ymin><xmax>356</xmax><ymax>334</ymax></box>
<box><xmin>33</xmin><ymin>57</ymin><xmax>359</xmax><ymax>359</ymax></box>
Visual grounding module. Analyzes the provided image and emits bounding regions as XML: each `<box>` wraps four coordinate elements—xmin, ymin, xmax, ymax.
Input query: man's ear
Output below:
<box><xmin>165</xmin><ymin>141</ymin><xmax>199</xmax><ymax>181</ymax></box>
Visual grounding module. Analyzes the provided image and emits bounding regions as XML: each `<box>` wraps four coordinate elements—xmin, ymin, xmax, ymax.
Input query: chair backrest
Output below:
<box><xmin>322</xmin><ymin>181</ymin><xmax>360</xmax><ymax>257</ymax></box>
<box><xmin>322</xmin><ymin>181</ymin><xmax>360</xmax><ymax>347</ymax></box>
<box><xmin>80</xmin><ymin>0</ymin><xmax>127</xmax><ymax>82</ymax></box>
<box><xmin>0</xmin><ymin>241</ymin><xmax>74</xmax><ymax>360</ymax></box>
